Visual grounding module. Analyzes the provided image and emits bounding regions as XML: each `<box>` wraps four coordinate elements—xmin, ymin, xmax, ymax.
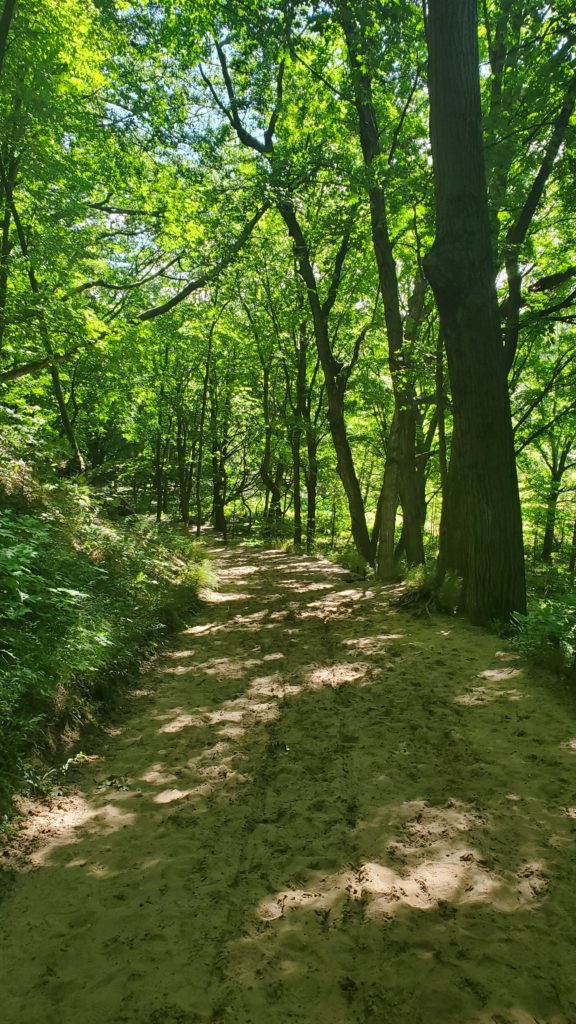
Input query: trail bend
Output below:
<box><xmin>1</xmin><ymin>546</ymin><xmax>575</xmax><ymax>1024</ymax></box>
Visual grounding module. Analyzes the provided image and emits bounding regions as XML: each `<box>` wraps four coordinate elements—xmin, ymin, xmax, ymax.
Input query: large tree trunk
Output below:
<box><xmin>424</xmin><ymin>0</ymin><xmax>526</xmax><ymax>623</ymax></box>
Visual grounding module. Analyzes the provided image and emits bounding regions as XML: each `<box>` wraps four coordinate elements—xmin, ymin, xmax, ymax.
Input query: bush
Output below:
<box><xmin>0</xmin><ymin>480</ymin><xmax>212</xmax><ymax>810</ymax></box>
<box><xmin>329</xmin><ymin>545</ymin><xmax>368</xmax><ymax>578</ymax></box>
<box><xmin>512</xmin><ymin>601</ymin><xmax>576</xmax><ymax>676</ymax></box>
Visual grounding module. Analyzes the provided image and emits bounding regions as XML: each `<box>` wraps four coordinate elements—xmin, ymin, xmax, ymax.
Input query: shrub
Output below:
<box><xmin>0</xmin><ymin>480</ymin><xmax>212</xmax><ymax>810</ymax></box>
<box><xmin>512</xmin><ymin>601</ymin><xmax>576</xmax><ymax>676</ymax></box>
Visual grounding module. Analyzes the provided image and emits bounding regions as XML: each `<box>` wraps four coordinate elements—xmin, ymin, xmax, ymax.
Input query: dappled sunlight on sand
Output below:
<box><xmin>257</xmin><ymin>799</ymin><xmax>547</xmax><ymax>923</ymax></box>
<box><xmin>280</xmin><ymin>580</ymin><xmax>336</xmax><ymax>593</ymax></box>
<box><xmin>28</xmin><ymin>798</ymin><xmax>138</xmax><ymax>869</ymax></box>
<box><xmin>155</xmin><ymin>708</ymin><xmax>205</xmax><ymax>732</ymax></box>
<box><xmin>2</xmin><ymin>544</ymin><xmax>575</xmax><ymax>1024</ymax></box>
<box><xmin>455</xmin><ymin>686</ymin><xmax>525</xmax><ymax>706</ymax></box>
<box><xmin>152</xmin><ymin>788</ymin><xmax>194</xmax><ymax>804</ymax></box>
<box><xmin>140</xmin><ymin>765</ymin><xmax>179</xmax><ymax>784</ymax></box>
<box><xmin>203</xmin><ymin>589</ymin><xmax>252</xmax><ymax>603</ymax></box>
<box><xmin>257</xmin><ymin>849</ymin><xmax>505</xmax><ymax>922</ymax></box>
<box><xmin>342</xmin><ymin>632</ymin><xmax>405</xmax><ymax>654</ymax></box>
<box><xmin>307</xmin><ymin>663</ymin><xmax>374</xmax><ymax>688</ymax></box>
<box><xmin>479</xmin><ymin>667</ymin><xmax>523</xmax><ymax>682</ymax></box>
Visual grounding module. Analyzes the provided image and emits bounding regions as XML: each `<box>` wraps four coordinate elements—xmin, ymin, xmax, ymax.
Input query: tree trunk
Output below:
<box><xmin>279</xmin><ymin>200</ymin><xmax>373</xmax><ymax>564</ymax></box>
<box><xmin>0</xmin><ymin>150</ymin><xmax>15</xmax><ymax>352</ymax></box>
<box><xmin>435</xmin><ymin>328</ymin><xmax>449</xmax><ymax>498</ymax></box>
<box><xmin>376</xmin><ymin>412</ymin><xmax>400</xmax><ymax>579</ymax></box>
<box><xmin>0</xmin><ymin>0</ymin><xmax>16</xmax><ymax>81</ymax></box>
<box><xmin>290</xmin><ymin>338</ymin><xmax>307</xmax><ymax>548</ymax></box>
<box><xmin>540</xmin><ymin>481</ymin><xmax>560</xmax><ymax>563</ymax></box>
<box><xmin>212</xmin><ymin>471</ymin><xmax>227</xmax><ymax>538</ymax></box>
<box><xmin>305</xmin><ymin>430</ymin><xmax>318</xmax><ymax>554</ymax></box>
<box><xmin>292</xmin><ymin>433</ymin><xmax>302</xmax><ymax>546</ymax></box>
<box><xmin>540</xmin><ymin>445</ymin><xmax>571</xmax><ymax>562</ymax></box>
<box><xmin>259</xmin><ymin>363</ymin><xmax>278</xmax><ymax>527</ymax></box>
<box><xmin>195</xmin><ymin>334</ymin><xmax>212</xmax><ymax>535</ymax></box>
<box><xmin>154</xmin><ymin>430</ymin><xmax>164</xmax><ymax>523</ymax></box>
<box><xmin>340</xmin><ymin>1</ymin><xmax>425</xmax><ymax>573</ymax></box>
<box><xmin>424</xmin><ymin>0</ymin><xmax>526</xmax><ymax>622</ymax></box>
<box><xmin>569</xmin><ymin>520</ymin><xmax>576</xmax><ymax>574</ymax></box>
<box><xmin>176</xmin><ymin>417</ymin><xmax>191</xmax><ymax>525</ymax></box>
<box><xmin>209</xmin><ymin>390</ymin><xmax>227</xmax><ymax>539</ymax></box>
<box><xmin>396</xmin><ymin>411</ymin><xmax>437</xmax><ymax>563</ymax></box>
<box><xmin>8</xmin><ymin>193</ymin><xmax>84</xmax><ymax>471</ymax></box>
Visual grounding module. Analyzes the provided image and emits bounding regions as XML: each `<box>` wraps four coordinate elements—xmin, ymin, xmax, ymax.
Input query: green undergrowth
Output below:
<box><xmin>510</xmin><ymin>566</ymin><xmax>576</xmax><ymax>677</ymax></box>
<box><xmin>0</xmin><ymin>461</ymin><xmax>214</xmax><ymax>814</ymax></box>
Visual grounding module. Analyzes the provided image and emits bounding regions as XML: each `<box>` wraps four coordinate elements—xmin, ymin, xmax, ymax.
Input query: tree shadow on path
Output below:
<box><xmin>1</xmin><ymin>546</ymin><xmax>575</xmax><ymax>1024</ymax></box>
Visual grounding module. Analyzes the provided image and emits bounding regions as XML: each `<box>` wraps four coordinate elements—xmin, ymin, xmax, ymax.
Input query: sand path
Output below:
<box><xmin>1</xmin><ymin>546</ymin><xmax>576</xmax><ymax>1024</ymax></box>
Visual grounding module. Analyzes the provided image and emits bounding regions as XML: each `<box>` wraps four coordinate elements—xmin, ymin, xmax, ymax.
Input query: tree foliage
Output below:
<box><xmin>0</xmin><ymin>0</ymin><xmax>574</xmax><ymax>635</ymax></box>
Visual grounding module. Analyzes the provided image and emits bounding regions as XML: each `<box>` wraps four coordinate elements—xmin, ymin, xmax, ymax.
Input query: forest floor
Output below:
<box><xmin>1</xmin><ymin>546</ymin><xmax>576</xmax><ymax>1024</ymax></box>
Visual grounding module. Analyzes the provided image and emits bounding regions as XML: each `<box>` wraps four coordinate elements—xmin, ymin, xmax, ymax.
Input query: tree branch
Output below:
<box><xmin>0</xmin><ymin>350</ymin><xmax>77</xmax><ymax>384</ymax></box>
<box><xmin>503</xmin><ymin>68</ymin><xmax>576</xmax><ymax>371</ymax></box>
<box><xmin>137</xmin><ymin>205</ymin><xmax>269</xmax><ymax>322</ymax></box>
<box><xmin>529</xmin><ymin>264</ymin><xmax>576</xmax><ymax>292</ymax></box>
<box><xmin>515</xmin><ymin>398</ymin><xmax>576</xmax><ymax>454</ymax></box>
<box><xmin>264</xmin><ymin>59</ymin><xmax>285</xmax><ymax>148</ymax></box>
<box><xmin>214</xmin><ymin>41</ymin><xmax>270</xmax><ymax>154</ymax></box>
<box><xmin>65</xmin><ymin>252</ymin><xmax>184</xmax><ymax>298</ymax></box>
<box><xmin>388</xmin><ymin>68</ymin><xmax>420</xmax><ymax>166</ymax></box>
<box><xmin>321</xmin><ymin>203</ymin><xmax>359</xmax><ymax>319</ymax></box>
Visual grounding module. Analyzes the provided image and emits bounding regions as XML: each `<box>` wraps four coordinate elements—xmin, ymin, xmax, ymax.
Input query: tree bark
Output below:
<box><xmin>305</xmin><ymin>430</ymin><xmax>318</xmax><ymax>554</ymax></box>
<box><xmin>540</xmin><ymin>443</ymin><xmax>571</xmax><ymax>562</ymax></box>
<box><xmin>424</xmin><ymin>0</ymin><xmax>526</xmax><ymax>622</ymax></box>
<box><xmin>540</xmin><ymin>483</ymin><xmax>560</xmax><ymax>563</ymax></box>
<box><xmin>209</xmin><ymin>386</ymin><xmax>228</xmax><ymax>539</ymax></box>
<box><xmin>195</xmin><ymin>331</ymin><xmax>213</xmax><ymax>535</ymax></box>
<box><xmin>291</xmin><ymin>430</ymin><xmax>302</xmax><ymax>546</ymax></box>
<box><xmin>339</xmin><ymin>1</ymin><xmax>425</xmax><ymax>574</ymax></box>
<box><xmin>7</xmin><ymin>190</ymin><xmax>85</xmax><ymax>470</ymax></box>
<box><xmin>290</xmin><ymin>335</ymin><xmax>307</xmax><ymax>548</ymax></box>
<box><xmin>0</xmin><ymin>0</ymin><xmax>16</xmax><ymax>81</ymax></box>
<box><xmin>279</xmin><ymin>200</ymin><xmax>373</xmax><ymax>563</ymax></box>
<box><xmin>569</xmin><ymin>519</ymin><xmax>576</xmax><ymax>574</ymax></box>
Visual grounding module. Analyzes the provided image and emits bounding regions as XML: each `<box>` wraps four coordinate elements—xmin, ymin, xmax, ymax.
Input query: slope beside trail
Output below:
<box><xmin>1</xmin><ymin>546</ymin><xmax>576</xmax><ymax>1024</ymax></box>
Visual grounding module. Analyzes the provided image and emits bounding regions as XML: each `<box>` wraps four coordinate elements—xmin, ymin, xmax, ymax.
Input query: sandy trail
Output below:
<box><xmin>1</xmin><ymin>546</ymin><xmax>576</xmax><ymax>1024</ymax></box>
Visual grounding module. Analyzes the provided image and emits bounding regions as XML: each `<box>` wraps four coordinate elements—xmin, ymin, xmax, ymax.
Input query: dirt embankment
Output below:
<box><xmin>1</xmin><ymin>546</ymin><xmax>575</xmax><ymax>1024</ymax></box>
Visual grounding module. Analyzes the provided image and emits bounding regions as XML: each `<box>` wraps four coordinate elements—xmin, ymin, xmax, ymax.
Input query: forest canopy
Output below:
<box><xmin>0</xmin><ymin>0</ymin><xmax>575</xmax><ymax>628</ymax></box>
